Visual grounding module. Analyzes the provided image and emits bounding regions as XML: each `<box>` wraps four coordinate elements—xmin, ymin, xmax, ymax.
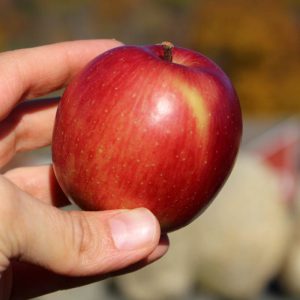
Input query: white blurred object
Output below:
<box><xmin>192</xmin><ymin>153</ymin><xmax>293</xmax><ymax>299</ymax></box>
<box><xmin>34</xmin><ymin>281</ymin><xmax>108</xmax><ymax>300</ymax></box>
<box><xmin>115</xmin><ymin>153</ymin><xmax>293</xmax><ymax>300</ymax></box>
<box><xmin>278</xmin><ymin>185</ymin><xmax>300</xmax><ymax>296</ymax></box>
<box><xmin>115</xmin><ymin>227</ymin><xmax>194</xmax><ymax>300</ymax></box>
<box><xmin>279</xmin><ymin>239</ymin><xmax>300</xmax><ymax>297</ymax></box>
<box><xmin>246</xmin><ymin>118</ymin><xmax>300</xmax><ymax>203</ymax></box>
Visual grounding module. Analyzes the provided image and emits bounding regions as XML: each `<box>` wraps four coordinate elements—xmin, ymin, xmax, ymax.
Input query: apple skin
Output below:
<box><xmin>52</xmin><ymin>43</ymin><xmax>242</xmax><ymax>232</ymax></box>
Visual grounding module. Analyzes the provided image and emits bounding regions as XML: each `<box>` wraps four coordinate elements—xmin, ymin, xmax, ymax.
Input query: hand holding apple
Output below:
<box><xmin>52</xmin><ymin>42</ymin><xmax>242</xmax><ymax>232</ymax></box>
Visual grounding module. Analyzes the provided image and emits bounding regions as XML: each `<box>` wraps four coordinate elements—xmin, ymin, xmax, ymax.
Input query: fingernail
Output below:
<box><xmin>109</xmin><ymin>208</ymin><xmax>157</xmax><ymax>250</ymax></box>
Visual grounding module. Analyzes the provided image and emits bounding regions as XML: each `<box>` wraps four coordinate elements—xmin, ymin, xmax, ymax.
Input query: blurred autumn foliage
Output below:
<box><xmin>0</xmin><ymin>0</ymin><xmax>299</xmax><ymax>116</ymax></box>
<box><xmin>189</xmin><ymin>0</ymin><xmax>300</xmax><ymax>117</ymax></box>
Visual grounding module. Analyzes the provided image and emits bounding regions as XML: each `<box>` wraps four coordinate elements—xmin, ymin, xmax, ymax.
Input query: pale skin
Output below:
<box><xmin>0</xmin><ymin>40</ymin><xmax>169</xmax><ymax>300</ymax></box>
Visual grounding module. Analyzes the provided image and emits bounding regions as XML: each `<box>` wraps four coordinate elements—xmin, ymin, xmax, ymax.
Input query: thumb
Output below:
<box><xmin>0</xmin><ymin>177</ymin><xmax>161</xmax><ymax>276</ymax></box>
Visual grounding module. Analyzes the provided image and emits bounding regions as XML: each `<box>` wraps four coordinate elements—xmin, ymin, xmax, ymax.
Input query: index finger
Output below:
<box><xmin>0</xmin><ymin>39</ymin><xmax>122</xmax><ymax>120</ymax></box>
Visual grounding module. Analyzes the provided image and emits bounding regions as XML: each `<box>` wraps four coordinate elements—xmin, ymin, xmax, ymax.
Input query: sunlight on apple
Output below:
<box><xmin>151</xmin><ymin>94</ymin><xmax>174</xmax><ymax>124</ymax></box>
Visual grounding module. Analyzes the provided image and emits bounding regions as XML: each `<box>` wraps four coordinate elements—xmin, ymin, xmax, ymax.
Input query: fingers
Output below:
<box><xmin>0</xmin><ymin>39</ymin><xmax>122</xmax><ymax>167</ymax></box>
<box><xmin>0</xmin><ymin>177</ymin><xmax>161</xmax><ymax>279</ymax></box>
<box><xmin>4</xmin><ymin>165</ymin><xmax>69</xmax><ymax>207</ymax></box>
<box><xmin>10</xmin><ymin>236</ymin><xmax>169</xmax><ymax>299</ymax></box>
<box><xmin>0</xmin><ymin>39</ymin><xmax>122</xmax><ymax>121</ymax></box>
<box><xmin>0</xmin><ymin>98</ymin><xmax>59</xmax><ymax>167</ymax></box>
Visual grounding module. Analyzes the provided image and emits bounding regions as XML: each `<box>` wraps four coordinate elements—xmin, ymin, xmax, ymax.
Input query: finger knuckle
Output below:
<box><xmin>0</xmin><ymin>177</ymin><xmax>19</xmax><ymax>268</ymax></box>
<box><xmin>0</xmin><ymin>177</ymin><xmax>18</xmax><ymax>230</ymax></box>
<box><xmin>66</xmin><ymin>211</ymin><xmax>103</xmax><ymax>274</ymax></box>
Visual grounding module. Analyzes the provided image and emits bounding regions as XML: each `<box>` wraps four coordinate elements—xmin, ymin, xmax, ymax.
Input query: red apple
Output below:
<box><xmin>52</xmin><ymin>42</ymin><xmax>242</xmax><ymax>232</ymax></box>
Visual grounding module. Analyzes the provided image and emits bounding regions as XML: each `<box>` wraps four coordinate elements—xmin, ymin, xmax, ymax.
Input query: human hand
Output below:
<box><xmin>0</xmin><ymin>40</ymin><xmax>169</xmax><ymax>300</ymax></box>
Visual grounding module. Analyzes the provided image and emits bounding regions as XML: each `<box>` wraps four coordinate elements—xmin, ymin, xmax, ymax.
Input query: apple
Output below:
<box><xmin>52</xmin><ymin>42</ymin><xmax>242</xmax><ymax>232</ymax></box>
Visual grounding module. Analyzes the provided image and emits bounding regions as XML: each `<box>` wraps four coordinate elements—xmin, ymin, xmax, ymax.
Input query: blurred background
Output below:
<box><xmin>1</xmin><ymin>0</ymin><xmax>300</xmax><ymax>299</ymax></box>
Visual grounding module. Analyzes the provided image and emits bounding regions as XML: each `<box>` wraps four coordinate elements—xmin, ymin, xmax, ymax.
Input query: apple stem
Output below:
<box><xmin>161</xmin><ymin>41</ymin><xmax>174</xmax><ymax>63</ymax></box>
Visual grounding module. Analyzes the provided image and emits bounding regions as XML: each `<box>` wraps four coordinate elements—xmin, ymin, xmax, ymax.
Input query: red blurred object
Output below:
<box><xmin>247</xmin><ymin>119</ymin><xmax>300</xmax><ymax>203</ymax></box>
